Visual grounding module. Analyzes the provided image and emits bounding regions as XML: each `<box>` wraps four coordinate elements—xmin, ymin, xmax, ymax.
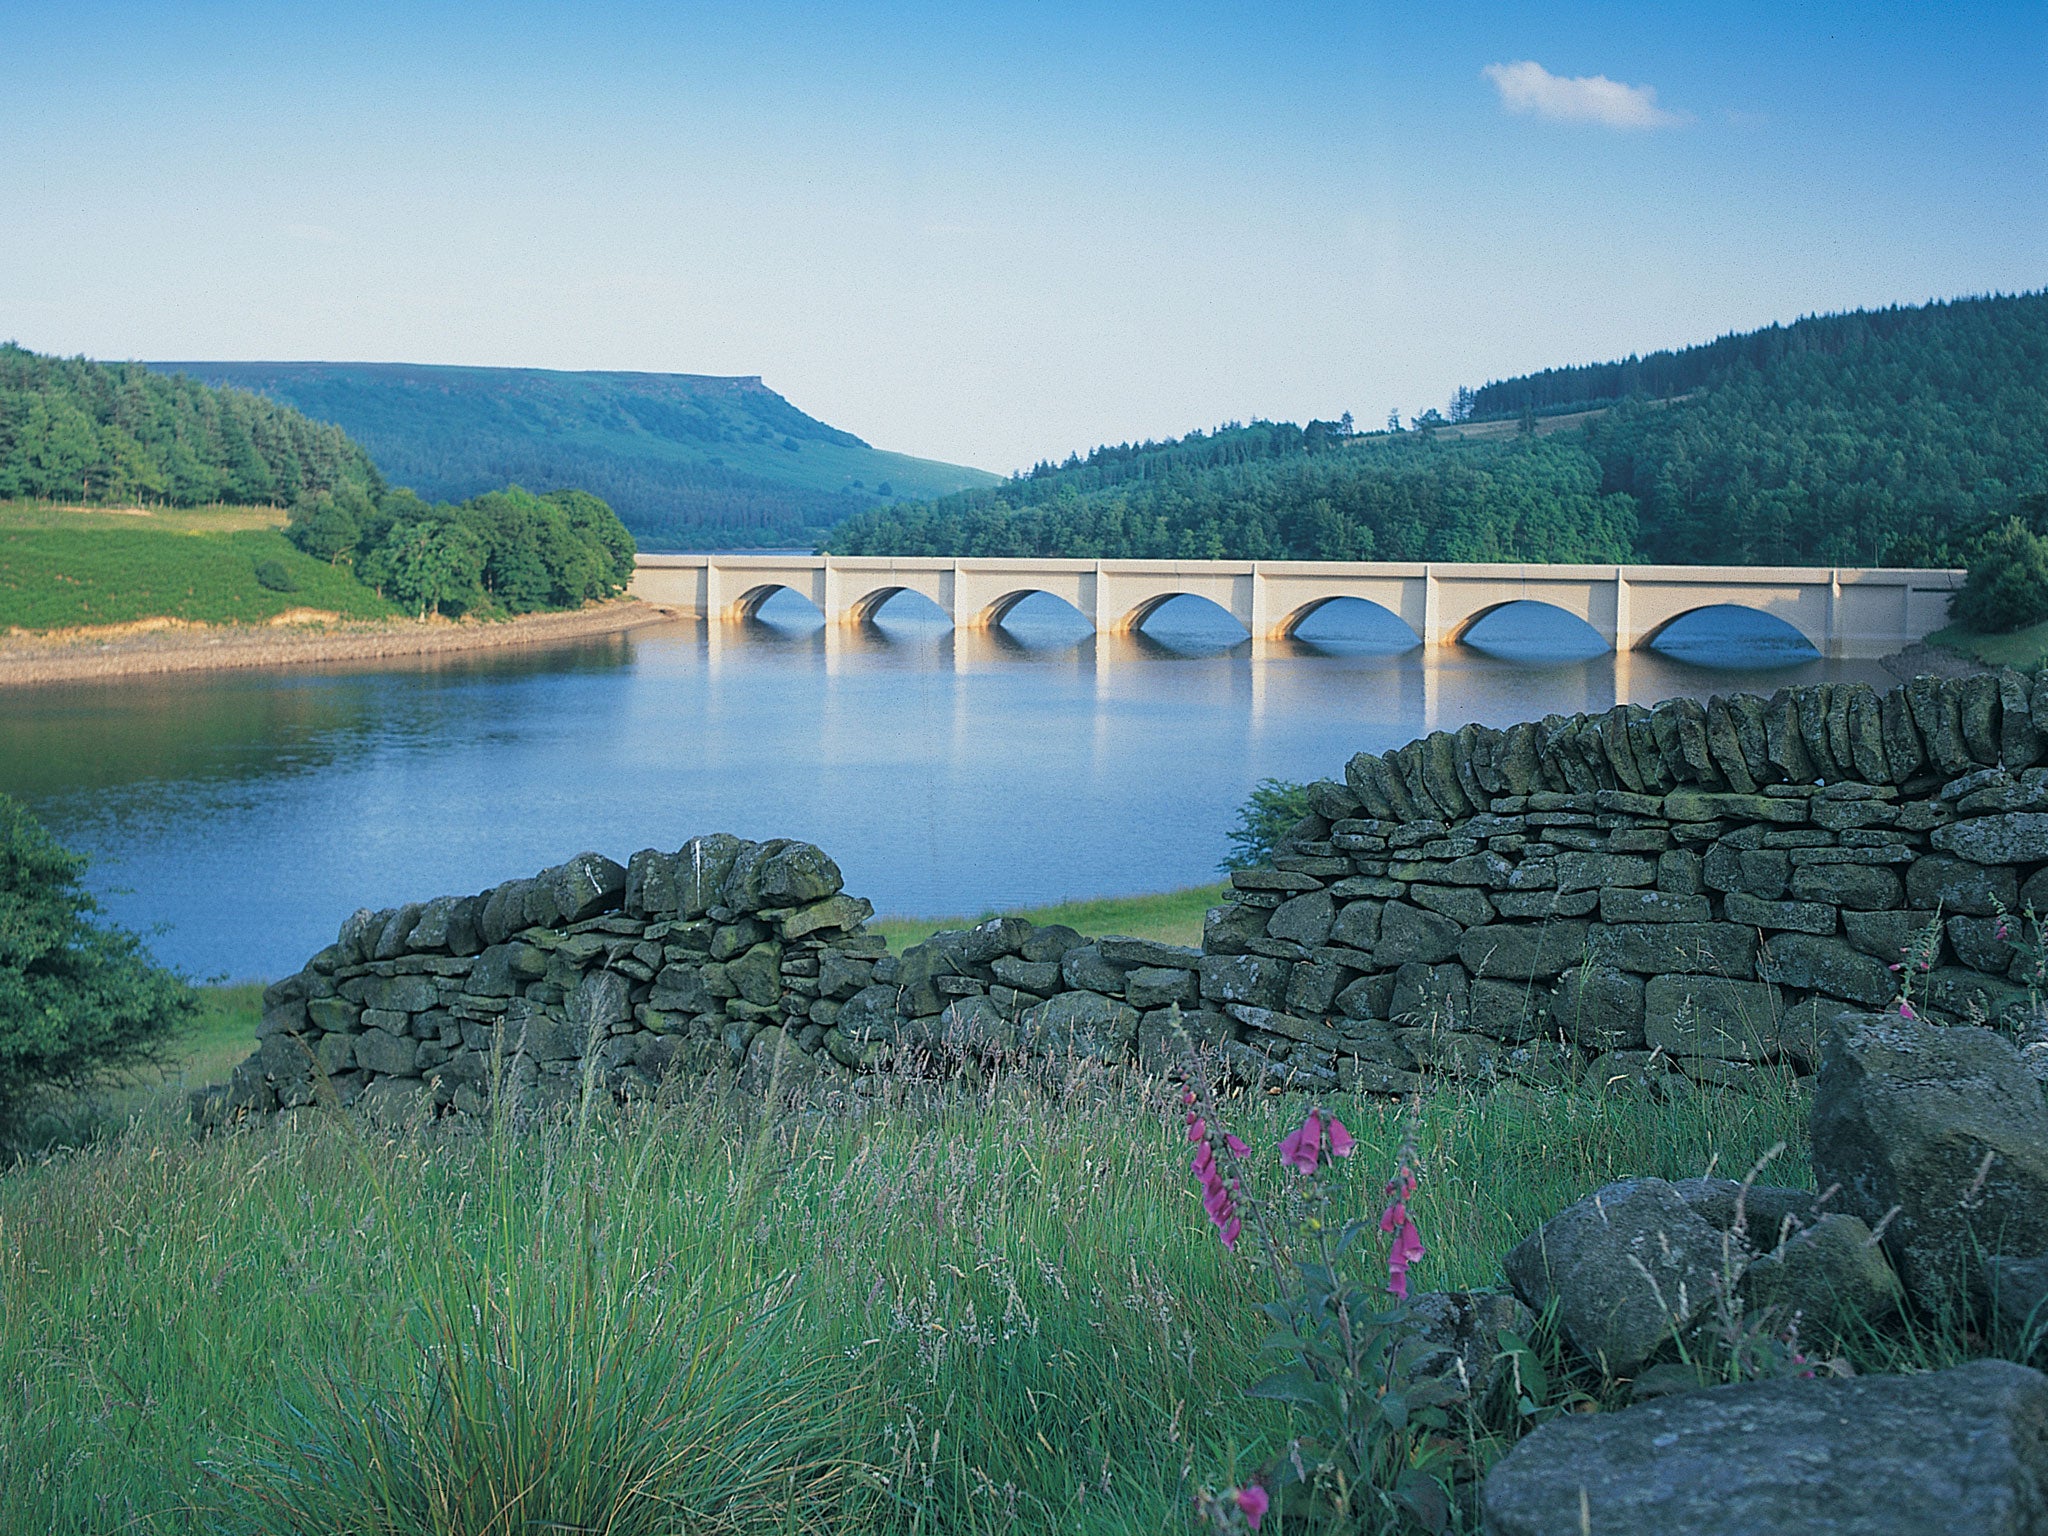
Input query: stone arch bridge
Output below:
<box><xmin>630</xmin><ymin>555</ymin><xmax>1961</xmax><ymax>657</ymax></box>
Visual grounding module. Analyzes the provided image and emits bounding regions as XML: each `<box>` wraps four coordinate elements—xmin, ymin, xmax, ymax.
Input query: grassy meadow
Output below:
<box><xmin>1</xmin><ymin>886</ymin><xmax>2023</xmax><ymax>1533</ymax></box>
<box><xmin>0</xmin><ymin>499</ymin><xmax>396</xmax><ymax>631</ymax></box>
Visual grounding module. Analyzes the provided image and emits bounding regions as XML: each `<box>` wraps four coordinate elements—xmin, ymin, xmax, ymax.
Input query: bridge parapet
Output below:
<box><xmin>630</xmin><ymin>554</ymin><xmax>1962</xmax><ymax>657</ymax></box>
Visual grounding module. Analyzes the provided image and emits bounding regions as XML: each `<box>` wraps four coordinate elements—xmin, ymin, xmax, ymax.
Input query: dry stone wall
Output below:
<box><xmin>212</xmin><ymin>669</ymin><xmax>2048</xmax><ymax>1125</ymax></box>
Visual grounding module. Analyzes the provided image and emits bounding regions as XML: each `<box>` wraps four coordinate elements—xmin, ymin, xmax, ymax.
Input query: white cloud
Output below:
<box><xmin>1482</xmin><ymin>60</ymin><xmax>1686</xmax><ymax>130</ymax></box>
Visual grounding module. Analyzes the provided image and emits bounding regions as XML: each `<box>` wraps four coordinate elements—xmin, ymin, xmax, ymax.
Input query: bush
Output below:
<box><xmin>1221</xmin><ymin>777</ymin><xmax>1316</xmax><ymax>871</ymax></box>
<box><xmin>0</xmin><ymin>794</ymin><xmax>195</xmax><ymax>1141</ymax></box>
<box><xmin>252</xmin><ymin>557</ymin><xmax>299</xmax><ymax>593</ymax></box>
<box><xmin>1952</xmin><ymin>518</ymin><xmax>2048</xmax><ymax>633</ymax></box>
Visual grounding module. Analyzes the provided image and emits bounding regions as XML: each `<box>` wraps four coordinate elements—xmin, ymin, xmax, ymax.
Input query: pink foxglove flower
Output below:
<box><xmin>1899</xmin><ymin>1000</ymin><xmax>1917</xmax><ymax>1020</ymax></box>
<box><xmin>1278</xmin><ymin>1111</ymin><xmax>1324</xmax><ymax>1173</ymax></box>
<box><xmin>1224</xmin><ymin>1133</ymin><xmax>1250</xmax><ymax>1158</ymax></box>
<box><xmin>1380</xmin><ymin>1164</ymin><xmax>1424</xmax><ymax>1298</ymax></box>
<box><xmin>1235</xmin><ymin>1484</ymin><xmax>1269</xmax><ymax>1530</ymax></box>
<box><xmin>1326</xmin><ymin>1117</ymin><xmax>1355</xmax><ymax>1158</ymax></box>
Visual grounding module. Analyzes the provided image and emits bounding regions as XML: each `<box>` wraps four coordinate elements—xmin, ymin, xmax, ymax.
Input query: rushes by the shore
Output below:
<box><xmin>0</xmin><ymin>1065</ymin><xmax>1812</xmax><ymax>1534</ymax></box>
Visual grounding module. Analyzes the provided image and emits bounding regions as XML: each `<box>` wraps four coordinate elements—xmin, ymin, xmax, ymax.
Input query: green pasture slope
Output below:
<box><xmin>156</xmin><ymin>361</ymin><xmax>1003</xmax><ymax>550</ymax></box>
<box><xmin>0</xmin><ymin>502</ymin><xmax>395</xmax><ymax>630</ymax></box>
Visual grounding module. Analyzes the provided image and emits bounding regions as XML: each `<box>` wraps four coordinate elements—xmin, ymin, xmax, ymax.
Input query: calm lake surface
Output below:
<box><xmin>5</xmin><ymin>595</ymin><xmax>1898</xmax><ymax>981</ymax></box>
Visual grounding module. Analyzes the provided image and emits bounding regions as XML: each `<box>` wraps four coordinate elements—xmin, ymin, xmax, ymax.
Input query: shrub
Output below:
<box><xmin>1221</xmin><ymin>778</ymin><xmax>1316</xmax><ymax>871</ymax></box>
<box><xmin>0</xmin><ymin>794</ymin><xmax>195</xmax><ymax>1141</ymax></box>
<box><xmin>1952</xmin><ymin>517</ymin><xmax>2048</xmax><ymax>633</ymax></box>
<box><xmin>252</xmin><ymin>557</ymin><xmax>299</xmax><ymax>593</ymax></box>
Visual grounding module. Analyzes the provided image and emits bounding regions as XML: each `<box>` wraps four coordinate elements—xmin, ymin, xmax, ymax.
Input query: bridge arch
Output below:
<box><xmin>845</xmin><ymin>585</ymin><xmax>953</xmax><ymax>625</ymax></box>
<box><xmin>1112</xmin><ymin>591</ymin><xmax>1249</xmax><ymax>638</ymax></box>
<box><xmin>731</xmin><ymin>583</ymin><xmax>823</xmax><ymax>624</ymax></box>
<box><xmin>971</xmin><ymin>588</ymin><xmax>1091</xmax><ymax>630</ymax></box>
<box><xmin>1452</xmin><ymin>599</ymin><xmax>1611</xmax><ymax>656</ymax></box>
<box><xmin>1637</xmin><ymin>603</ymin><xmax>1823</xmax><ymax>658</ymax></box>
<box><xmin>1275</xmin><ymin>595</ymin><xmax>1422</xmax><ymax>647</ymax></box>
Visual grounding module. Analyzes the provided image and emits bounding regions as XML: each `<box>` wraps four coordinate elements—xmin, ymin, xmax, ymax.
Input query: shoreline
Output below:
<box><xmin>0</xmin><ymin>599</ymin><xmax>679</xmax><ymax>688</ymax></box>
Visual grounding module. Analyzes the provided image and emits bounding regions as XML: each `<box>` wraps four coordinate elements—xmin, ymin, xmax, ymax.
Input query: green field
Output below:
<box><xmin>4</xmin><ymin>886</ymin><xmax>2016</xmax><ymax>1532</ymax></box>
<box><xmin>0</xmin><ymin>500</ymin><xmax>397</xmax><ymax>631</ymax></box>
<box><xmin>870</xmin><ymin>883</ymin><xmax>1228</xmax><ymax>953</ymax></box>
<box><xmin>1926</xmin><ymin>617</ymin><xmax>2048</xmax><ymax>672</ymax></box>
<box><xmin>5</xmin><ymin>1043</ymin><xmax>1815</xmax><ymax>1533</ymax></box>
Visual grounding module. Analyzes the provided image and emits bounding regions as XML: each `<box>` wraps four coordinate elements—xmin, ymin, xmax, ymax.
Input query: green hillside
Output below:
<box><xmin>0</xmin><ymin>501</ymin><xmax>398</xmax><ymax>630</ymax></box>
<box><xmin>153</xmin><ymin>361</ymin><xmax>1000</xmax><ymax>551</ymax></box>
<box><xmin>830</xmin><ymin>290</ymin><xmax>2048</xmax><ymax>568</ymax></box>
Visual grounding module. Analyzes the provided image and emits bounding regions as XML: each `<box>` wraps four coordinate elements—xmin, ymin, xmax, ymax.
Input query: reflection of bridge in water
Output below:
<box><xmin>633</xmin><ymin>554</ymin><xmax>1961</xmax><ymax>658</ymax></box>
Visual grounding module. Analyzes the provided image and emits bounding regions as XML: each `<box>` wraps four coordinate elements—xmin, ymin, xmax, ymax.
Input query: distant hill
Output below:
<box><xmin>152</xmin><ymin>361</ymin><xmax>1001</xmax><ymax>550</ymax></box>
<box><xmin>830</xmin><ymin>290</ymin><xmax>2048</xmax><ymax>569</ymax></box>
<box><xmin>0</xmin><ymin>345</ymin><xmax>381</xmax><ymax>508</ymax></box>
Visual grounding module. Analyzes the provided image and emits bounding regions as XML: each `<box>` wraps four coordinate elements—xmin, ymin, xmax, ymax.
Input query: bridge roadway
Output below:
<box><xmin>630</xmin><ymin>554</ymin><xmax>1962</xmax><ymax>658</ymax></box>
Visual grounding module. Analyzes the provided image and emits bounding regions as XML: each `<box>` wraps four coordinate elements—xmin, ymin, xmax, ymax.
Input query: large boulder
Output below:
<box><xmin>1503</xmin><ymin>1178</ymin><xmax>1738</xmax><ymax>1374</ymax></box>
<box><xmin>1810</xmin><ymin>1014</ymin><xmax>2048</xmax><ymax>1306</ymax></box>
<box><xmin>1481</xmin><ymin>1359</ymin><xmax>2048</xmax><ymax>1536</ymax></box>
<box><xmin>1738</xmin><ymin>1212</ymin><xmax>1904</xmax><ymax>1331</ymax></box>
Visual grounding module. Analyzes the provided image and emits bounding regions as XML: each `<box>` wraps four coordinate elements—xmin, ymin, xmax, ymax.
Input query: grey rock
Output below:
<box><xmin>1096</xmin><ymin>936</ymin><xmax>1203</xmax><ymax>969</ymax></box>
<box><xmin>1645</xmin><ymin>975</ymin><xmax>1787</xmax><ymax>1060</ymax></box>
<box><xmin>354</xmin><ymin>1027</ymin><xmax>420</xmax><ymax>1077</ymax></box>
<box><xmin>726</xmin><ymin>942</ymin><xmax>783</xmax><ymax>1008</ymax></box>
<box><xmin>539</xmin><ymin>852</ymin><xmax>628</xmax><ymax>923</ymax></box>
<box><xmin>373</xmin><ymin>903</ymin><xmax>424</xmax><ymax>960</ymax></box>
<box><xmin>1409</xmin><ymin>882</ymin><xmax>1496</xmax><ymax>927</ymax></box>
<box><xmin>1401</xmin><ymin>1291</ymin><xmax>1535</xmax><ymax>1397</ymax></box>
<box><xmin>1018</xmin><ymin>991</ymin><xmax>1140</xmax><ymax>1060</ymax></box>
<box><xmin>1468</xmin><ymin>977</ymin><xmax>1550</xmax><ymax>1043</ymax></box>
<box><xmin>1390</xmin><ymin>961</ymin><xmax>1470</xmax><ymax>1029</ymax></box>
<box><xmin>1327</xmin><ymin>898</ymin><xmax>1383</xmax><ymax>951</ymax></box>
<box><xmin>1264</xmin><ymin>890</ymin><xmax>1336</xmax><ymax>947</ymax></box>
<box><xmin>1657</xmin><ymin>848</ymin><xmax>1706</xmax><ymax>895</ymax></box>
<box><xmin>739</xmin><ymin>1025</ymin><xmax>825</xmax><ymax>1099</ymax></box>
<box><xmin>1060</xmin><ymin>943</ymin><xmax>1128</xmax><ymax>995</ymax></box>
<box><xmin>566</xmin><ymin>969</ymin><xmax>632</xmax><ymax>1034</ymax></box>
<box><xmin>1137</xmin><ymin>1005</ymin><xmax>1233</xmax><ymax>1069</ymax></box>
<box><xmin>358</xmin><ymin>1077</ymin><xmax>433</xmax><ymax>1128</ymax></box>
<box><xmin>673</xmin><ymin>833</ymin><xmax>746</xmax><ymax>918</ymax></box>
<box><xmin>1740</xmin><ymin>1212</ymin><xmax>1903</xmax><ymax>1329</ymax></box>
<box><xmin>1843</xmin><ymin>908</ymin><xmax>1945</xmax><ymax>966</ymax></box>
<box><xmin>1933</xmin><ymin>812</ymin><xmax>2048</xmax><ymax>865</ymax></box>
<box><xmin>1202</xmin><ymin>902</ymin><xmax>1268</xmax><ymax>955</ymax></box>
<box><xmin>1590</xmin><ymin>922</ymin><xmax>1755</xmax><ymax>978</ymax></box>
<box><xmin>1397</xmin><ymin>1026</ymin><xmax>1508</xmax><ymax>1078</ymax></box>
<box><xmin>1199</xmin><ymin>953</ymin><xmax>1294</xmax><ymax>1010</ymax></box>
<box><xmin>836</xmin><ymin>984</ymin><xmax>901</xmax><ymax>1043</ymax></box>
<box><xmin>1721</xmin><ymin>893</ymin><xmax>1839</xmax><ymax>934</ymax></box>
<box><xmin>1457</xmin><ymin>920</ymin><xmax>1590</xmax><ymax>980</ymax></box>
<box><xmin>1599</xmin><ymin>888</ymin><xmax>1712</xmax><ymax>924</ymax></box>
<box><xmin>816</xmin><ymin>949</ymin><xmax>876</xmax><ymax>1000</ymax></box>
<box><xmin>1988</xmin><ymin>1252</ymin><xmax>2048</xmax><ymax>1330</ymax></box>
<box><xmin>1124</xmin><ymin>965</ymin><xmax>1198</xmax><ymax>1010</ymax></box>
<box><xmin>1285</xmin><ymin>955</ymin><xmax>1350</xmax><ymax>1015</ymax></box>
<box><xmin>1333</xmin><ymin>971</ymin><xmax>1396</xmax><ymax>1021</ymax></box>
<box><xmin>922</xmin><ymin>995</ymin><xmax>1017</xmax><ymax>1055</ymax></box>
<box><xmin>1950</xmin><ymin>913</ymin><xmax>2019</xmax><ymax>973</ymax></box>
<box><xmin>1671</xmin><ymin>1178</ymin><xmax>1831</xmax><ymax>1247</ymax></box>
<box><xmin>1788</xmin><ymin>861</ymin><xmax>1903</xmax><ymax>911</ymax></box>
<box><xmin>1552</xmin><ymin>965</ymin><xmax>1647</xmax><ymax>1050</ymax></box>
<box><xmin>1557</xmin><ymin>852</ymin><xmax>1657</xmax><ymax>893</ymax></box>
<box><xmin>1811</xmin><ymin>1014</ymin><xmax>2048</xmax><ymax>1304</ymax></box>
<box><xmin>991</xmin><ymin>954</ymin><xmax>1061</xmax><ymax>993</ymax></box>
<box><xmin>1481</xmin><ymin>1359</ymin><xmax>2048</xmax><ymax>1536</ymax></box>
<box><xmin>1018</xmin><ymin>923</ymin><xmax>1085</xmax><ymax>963</ymax></box>
<box><xmin>782</xmin><ymin>893</ymin><xmax>873</xmax><ymax>939</ymax></box>
<box><xmin>1374</xmin><ymin>901</ymin><xmax>1465</xmax><ymax>965</ymax></box>
<box><xmin>1503</xmin><ymin>1177</ymin><xmax>1735</xmax><ymax>1373</ymax></box>
<box><xmin>1758</xmin><ymin>934</ymin><xmax>1895</xmax><ymax>1007</ymax></box>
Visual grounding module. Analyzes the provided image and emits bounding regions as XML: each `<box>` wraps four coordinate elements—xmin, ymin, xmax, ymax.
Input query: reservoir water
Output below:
<box><xmin>4</xmin><ymin>594</ymin><xmax>1898</xmax><ymax>981</ymax></box>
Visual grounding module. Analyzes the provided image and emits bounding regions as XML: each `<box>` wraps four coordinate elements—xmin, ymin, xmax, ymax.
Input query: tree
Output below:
<box><xmin>0</xmin><ymin>794</ymin><xmax>196</xmax><ymax>1141</ymax></box>
<box><xmin>1448</xmin><ymin>387</ymin><xmax>1476</xmax><ymax>424</ymax></box>
<box><xmin>368</xmin><ymin>518</ymin><xmax>487</xmax><ymax>618</ymax></box>
<box><xmin>1951</xmin><ymin>518</ymin><xmax>2048</xmax><ymax>633</ymax></box>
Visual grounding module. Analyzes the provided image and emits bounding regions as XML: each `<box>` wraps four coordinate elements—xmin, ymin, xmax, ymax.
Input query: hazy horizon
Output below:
<box><xmin>4</xmin><ymin>1</ymin><xmax>2042</xmax><ymax>475</ymax></box>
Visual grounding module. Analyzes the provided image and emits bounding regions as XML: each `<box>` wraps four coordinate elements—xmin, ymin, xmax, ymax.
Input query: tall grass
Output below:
<box><xmin>0</xmin><ymin>1067</ymin><xmax>1814</xmax><ymax>1534</ymax></box>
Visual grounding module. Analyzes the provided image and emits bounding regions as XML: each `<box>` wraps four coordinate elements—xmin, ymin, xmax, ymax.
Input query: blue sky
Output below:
<box><xmin>2</xmin><ymin>1</ymin><xmax>2042</xmax><ymax>471</ymax></box>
